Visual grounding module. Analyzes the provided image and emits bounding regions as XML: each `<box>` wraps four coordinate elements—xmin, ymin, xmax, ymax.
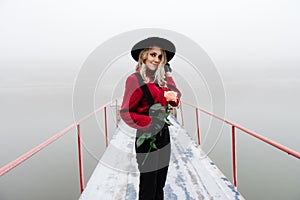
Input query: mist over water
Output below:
<box><xmin>0</xmin><ymin>64</ymin><xmax>299</xmax><ymax>200</ymax></box>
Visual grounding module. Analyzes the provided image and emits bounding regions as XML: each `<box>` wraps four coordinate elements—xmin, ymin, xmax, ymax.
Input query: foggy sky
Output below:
<box><xmin>0</xmin><ymin>0</ymin><xmax>300</xmax><ymax>88</ymax></box>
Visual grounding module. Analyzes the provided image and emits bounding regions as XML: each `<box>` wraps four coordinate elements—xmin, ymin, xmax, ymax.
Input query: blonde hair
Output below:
<box><xmin>135</xmin><ymin>47</ymin><xmax>167</xmax><ymax>87</ymax></box>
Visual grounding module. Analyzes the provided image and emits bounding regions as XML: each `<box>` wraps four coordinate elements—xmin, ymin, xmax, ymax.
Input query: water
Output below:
<box><xmin>0</xmin><ymin>66</ymin><xmax>300</xmax><ymax>200</ymax></box>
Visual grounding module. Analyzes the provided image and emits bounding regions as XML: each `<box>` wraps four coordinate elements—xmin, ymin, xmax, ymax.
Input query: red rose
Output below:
<box><xmin>164</xmin><ymin>91</ymin><xmax>178</xmax><ymax>102</ymax></box>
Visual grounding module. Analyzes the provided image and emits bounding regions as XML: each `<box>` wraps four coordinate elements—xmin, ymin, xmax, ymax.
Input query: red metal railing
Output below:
<box><xmin>1</xmin><ymin>98</ymin><xmax>299</xmax><ymax>195</ymax></box>
<box><xmin>0</xmin><ymin>124</ymin><xmax>76</xmax><ymax>177</ymax></box>
<box><xmin>195</xmin><ymin>108</ymin><xmax>201</xmax><ymax>145</ymax></box>
<box><xmin>0</xmin><ymin>99</ymin><xmax>118</xmax><ymax>193</ymax></box>
<box><xmin>77</xmin><ymin>124</ymin><xmax>85</xmax><ymax>193</ymax></box>
<box><xmin>180</xmin><ymin>100</ymin><xmax>300</xmax><ymax>187</ymax></box>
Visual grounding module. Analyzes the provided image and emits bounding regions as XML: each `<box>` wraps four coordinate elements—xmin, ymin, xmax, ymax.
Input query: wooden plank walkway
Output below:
<box><xmin>79</xmin><ymin>117</ymin><xmax>244</xmax><ymax>200</ymax></box>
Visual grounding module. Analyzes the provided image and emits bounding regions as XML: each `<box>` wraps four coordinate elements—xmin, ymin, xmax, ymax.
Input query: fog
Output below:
<box><xmin>1</xmin><ymin>0</ymin><xmax>300</xmax><ymax>199</ymax></box>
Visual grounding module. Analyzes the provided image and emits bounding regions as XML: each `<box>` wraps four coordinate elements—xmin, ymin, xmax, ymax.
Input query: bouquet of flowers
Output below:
<box><xmin>136</xmin><ymin>91</ymin><xmax>178</xmax><ymax>165</ymax></box>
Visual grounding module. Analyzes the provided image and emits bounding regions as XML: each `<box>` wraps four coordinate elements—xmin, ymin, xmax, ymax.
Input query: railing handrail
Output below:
<box><xmin>0</xmin><ymin>99</ymin><xmax>116</xmax><ymax>177</ymax></box>
<box><xmin>181</xmin><ymin>100</ymin><xmax>300</xmax><ymax>160</ymax></box>
<box><xmin>1</xmin><ymin>97</ymin><xmax>299</xmax><ymax>193</ymax></box>
<box><xmin>0</xmin><ymin>124</ymin><xmax>76</xmax><ymax>176</ymax></box>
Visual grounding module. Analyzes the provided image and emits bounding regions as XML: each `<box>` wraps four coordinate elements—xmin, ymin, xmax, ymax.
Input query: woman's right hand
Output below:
<box><xmin>149</xmin><ymin>116</ymin><xmax>165</xmax><ymax>135</ymax></box>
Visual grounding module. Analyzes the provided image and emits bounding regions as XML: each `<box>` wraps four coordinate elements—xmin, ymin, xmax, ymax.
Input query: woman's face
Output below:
<box><xmin>144</xmin><ymin>46</ymin><xmax>162</xmax><ymax>71</ymax></box>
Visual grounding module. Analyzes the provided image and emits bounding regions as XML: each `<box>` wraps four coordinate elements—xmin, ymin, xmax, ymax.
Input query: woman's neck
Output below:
<box><xmin>146</xmin><ymin>69</ymin><xmax>156</xmax><ymax>79</ymax></box>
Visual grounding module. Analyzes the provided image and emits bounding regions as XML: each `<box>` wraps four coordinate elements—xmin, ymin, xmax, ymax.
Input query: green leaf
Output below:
<box><xmin>144</xmin><ymin>133</ymin><xmax>152</xmax><ymax>139</ymax></box>
<box><xmin>150</xmin><ymin>137</ymin><xmax>158</xmax><ymax>149</ymax></box>
<box><xmin>150</xmin><ymin>103</ymin><xmax>163</xmax><ymax>111</ymax></box>
<box><xmin>151</xmin><ymin>142</ymin><xmax>158</xmax><ymax>150</ymax></box>
<box><xmin>136</xmin><ymin>137</ymin><xmax>145</xmax><ymax>148</ymax></box>
<box><xmin>136</xmin><ymin>132</ymin><xmax>152</xmax><ymax>148</ymax></box>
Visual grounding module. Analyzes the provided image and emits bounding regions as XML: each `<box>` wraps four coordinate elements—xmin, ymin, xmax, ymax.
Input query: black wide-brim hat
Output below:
<box><xmin>131</xmin><ymin>37</ymin><xmax>176</xmax><ymax>62</ymax></box>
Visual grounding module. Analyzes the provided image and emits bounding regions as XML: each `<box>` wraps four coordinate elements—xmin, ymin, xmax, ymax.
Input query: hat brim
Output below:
<box><xmin>131</xmin><ymin>37</ymin><xmax>176</xmax><ymax>62</ymax></box>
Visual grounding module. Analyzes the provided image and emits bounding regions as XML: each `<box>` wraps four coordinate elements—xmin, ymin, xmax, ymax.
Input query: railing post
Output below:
<box><xmin>104</xmin><ymin>106</ymin><xmax>108</xmax><ymax>148</ymax></box>
<box><xmin>116</xmin><ymin>99</ymin><xmax>118</xmax><ymax>128</ymax></box>
<box><xmin>232</xmin><ymin>125</ymin><xmax>237</xmax><ymax>187</ymax></box>
<box><xmin>77</xmin><ymin>124</ymin><xmax>85</xmax><ymax>193</ymax></box>
<box><xmin>180</xmin><ymin>102</ymin><xmax>184</xmax><ymax>126</ymax></box>
<box><xmin>195</xmin><ymin>108</ymin><xmax>201</xmax><ymax>145</ymax></box>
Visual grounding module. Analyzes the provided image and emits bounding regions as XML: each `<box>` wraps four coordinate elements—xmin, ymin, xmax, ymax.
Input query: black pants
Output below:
<box><xmin>135</xmin><ymin>125</ymin><xmax>171</xmax><ymax>200</ymax></box>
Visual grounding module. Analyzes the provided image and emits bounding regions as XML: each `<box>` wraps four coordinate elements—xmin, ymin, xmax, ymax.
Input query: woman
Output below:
<box><xmin>120</xmin><ymin>37</ymin><xmax>181</xmax><ymax>200</ymax></box>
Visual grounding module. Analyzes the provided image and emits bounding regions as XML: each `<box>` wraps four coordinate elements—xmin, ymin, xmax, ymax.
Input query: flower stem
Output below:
<box><xmin>141</xmin><ymin>147</ymin><xmax>152</xmax><ymax>166</ymax></box>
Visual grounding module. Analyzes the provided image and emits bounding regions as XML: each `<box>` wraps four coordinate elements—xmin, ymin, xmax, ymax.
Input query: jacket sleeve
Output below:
<box><xmin>165</xmin><ymin>76</ymin><xmax>182</xmax><ymax>107</ymax></box>
<box><xmin>120</xmin><ymin>74</ymin><xmax>151</xmax><ymax>130</ymax></box>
